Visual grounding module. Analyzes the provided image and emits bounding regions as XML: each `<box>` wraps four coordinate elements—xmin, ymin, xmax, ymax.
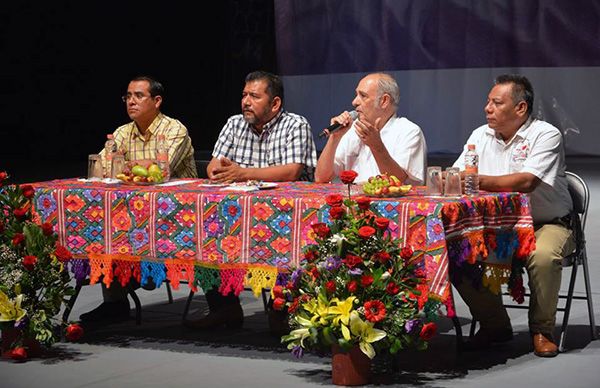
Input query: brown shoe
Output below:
<box><xmin>183</xmin><ymin>303</ymin><xmax>243</xmax><ymax>330</ymax></box>
<box><xmin>532</xmin><ymin>333</ymin><xmax>558</xmax><ymax>357</ymax></box>
<box><xmin>461</xmin><ymin>327</ymin><xmax>513</xmax><ymax>351</ymax></box>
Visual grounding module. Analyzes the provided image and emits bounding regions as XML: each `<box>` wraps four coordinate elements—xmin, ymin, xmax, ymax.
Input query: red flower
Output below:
<box><xmin>41</xmin><ymin>222</ymin><xmax>54</xmax><ymax>236</ymax></box>
<box><xmin>21</xmin><ymin>184</ymin><xmax>35</xmax><ymax>199</ymax></box>
<box><xmin>400</xmin><ymin>246</ymin><xmax>414</xmax><ymax>260</ymax></box>
<box><xmin>373</xmin><ymin>251</ymin><xmax>391</xmax><ymax>264</ymax></box>
<box><xmin>273</xmin><ymin>297</ymin><xmax>287</xmax><ymax>311</ymax></box>
<box><xmin>0</xmin><ymin>171</ymin><xmax>7</xmax><ymax>183</ymax></box>
<box><xmin>374</xmin><ymin>217</ymin><xmax>390</xmax><ymax>230</ymax></box>
<box><xmin>65</xmin><ymin>323</ymin><xmax>84</xmax><ymax>341</ymax></box>
<box><xmin>12</xmin><ymin>233</ymin><xmax>25</xmax><ymax>246</ymax></box>
<box><xmin>364</xmin><ymin>300</ymin><xmax>386</xmax><ymax>322</ymax></box>
<box><xmin>325</xmin><ymin>194</ymin><xmax>343</xmax><ymax>207</ymax></box>
<box><xmin>13</xmin><ymin>207</ymin><xmax>28</xmax><ymax>220</ymax></box>
<box><xmin>311</xmin><ymin>223</ymin><xmax>330</xmax><ymax>239</ymax></box>
<box><xmin>419</xmin><ymin>322</ymin><xmax>437</xmax><ymax>340</ymax></box>
<box><xmin>325</xmin><ymin>280</ymin><xmax>336</xmax><ymax>293</ymax></box>
<box><xmin>54</xmin><ymin>244</ymin><xmax>73</xmax><ymax>262</ymax></box>
<box><xmin>355</xmin><ymin>196</ymin><xmax>371</xmax><ymax>211</ymax></box>
<box><xmin>347</xmin><ymin>280</ymin><xmax>358</xmax><ymax>293</ymax></box>
<box><xmin>340</xmin><ymin>170</ymin><xmax>358</xmax><ymax>184</ymax></box>
<box><xmin>385</xmin><ymin>281</ymin><xmax>400</xmax><ymax>295</ymax></box>
<box><xmin>329</xmin><ymin>206</ymin><xmax>345</xmax><ymax>220</ymax></box>
<box><xmin>272</xmin><ymin>285</ymin><xmax>285</xmax><ymax>298</ymax></box>
<box><xmin>288</xmin><ymin>297</ymin><xmax>300</xmax><ymax>314</ymax></box>
<box><xmin>304</xmin><ymin>249</ymin><xmax>319</xmax><ymax>262</ymax></box>
<box><xmin>343</xmin><ymin>254</ymin><xmax>363</xmax><ymax>269</ymax></box>
<box><xmin>361</xmin><ymin>275</ymin><xmax>374</xmax><ymax>287</ymax></box>
<box><xmin>23</xmin><ymin>255</ymin><xmax>37</xmax><ymax>271</ymax></box>
<box><xmin>310</xmin><ymin>267</ymin><xmax>320</xmax><ymax>279</ymax></box>
<box><xmin>358</xmin><ymin>226</ymin><xmax>376</xmax><ymax>239</ymax></box>
<box><xmin>9</xmin><ymin>346</ymin><xmax>28</xmax><ymax>361</ymax></box>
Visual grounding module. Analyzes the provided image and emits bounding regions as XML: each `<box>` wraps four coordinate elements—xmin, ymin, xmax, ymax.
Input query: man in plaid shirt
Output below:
<box><xmin>185</xmin><ymin>71</ymin><xmax>317</xmax><ymax>330</ymax></box>
<box><xmin>81</xmin><ymin>76</ymin><xmax>198</xmax><ymax>324</ymax></box>
<box><xmin>207</xmin><ymin>71</ymin><xmax>317</xmax><ymax>182</ymax></box>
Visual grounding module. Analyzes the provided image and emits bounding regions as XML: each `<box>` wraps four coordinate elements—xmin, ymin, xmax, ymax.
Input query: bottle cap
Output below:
<box><xmin>467</xmin><ymin>144</ymin><xmax>476</xmax><ymax>151</ymax></box>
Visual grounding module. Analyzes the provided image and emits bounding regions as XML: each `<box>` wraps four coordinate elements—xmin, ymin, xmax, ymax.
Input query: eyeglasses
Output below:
<box><xmin>121</xmin><ymin>93</ymin><xmax>153</xmax><ymax>103</ymax></box>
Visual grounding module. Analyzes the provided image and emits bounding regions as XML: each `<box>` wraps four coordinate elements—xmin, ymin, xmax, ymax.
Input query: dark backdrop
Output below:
<box><xmin>1</xmin><ymin>0</ymin><xmax>277</xmax><ymax>183</ymax></box>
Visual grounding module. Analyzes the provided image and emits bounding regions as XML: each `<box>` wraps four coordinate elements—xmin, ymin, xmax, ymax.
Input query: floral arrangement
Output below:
<box><xmin>278</xmin><ymin>170</ymin><xmax>438</xmax><ymax>359</ymax></box>
<box><xmin>0</xmin><ymin>171</ymin><xmax>82</xmax><ymax>360</ymax></box>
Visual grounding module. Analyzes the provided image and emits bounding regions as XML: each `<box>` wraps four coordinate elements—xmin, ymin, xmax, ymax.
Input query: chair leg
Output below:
<box><xmin>62</xmin><ymin>281</ymin><xmax>85</xmax><ymax>323</ymax></box>
<box><xmin>469</xmin><ymin>319</ymin><xmax>477</xmax><ymax>338</ymax></box>
<box><xmin>261</xmin><ymin>288</ymin><xmax>269</xmax><ymax>313</ymax></box>
<box><xmin>166</xmin><ymin>281</ymin><xmax>174</xmax><ymax>304</ymax></box>
<box><xmin>127</xmin><ymin>287</ymin><xmax>142</xmax><ymax>325</ymax></box>
<box><xmin>581</xmin><ymin>248</ymin><xmax>598</xmax><ymax>340</ymax></box>
<box><xmin>452</xmin><ymin>316</ymin><xmax>464</xmax><ymax>350</ymax></box>
<box><xmin>559</xmin><ymin>262</ymin><xmax>579</xmax><ymax>352</ymax></box>
<box><xmin>182</xmin><ymin>290</ymin><xmax>195</xmax><ymax>321</ymax></box>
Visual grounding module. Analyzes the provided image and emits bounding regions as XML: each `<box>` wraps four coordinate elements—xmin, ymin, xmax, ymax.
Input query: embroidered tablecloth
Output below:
<box><xmin>31</xmin><ymin>179</ymin><xmax>535</xmax><ymax>315</ymax></box>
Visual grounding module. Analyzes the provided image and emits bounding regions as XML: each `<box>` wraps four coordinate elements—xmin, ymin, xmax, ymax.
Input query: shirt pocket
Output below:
<box><xmin>509</xmin><ymin>141</ymin><xmax>530</xmax><ymax>173</ymax></box>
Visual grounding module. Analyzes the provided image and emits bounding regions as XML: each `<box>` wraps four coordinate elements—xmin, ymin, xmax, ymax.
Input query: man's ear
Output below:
<box><xmin>515</xmin><ymin>100</ymin><xmax>528</xmax><ymax>116</ymax></box>
<box><xmin>271</xmin><ymin>96</ymin><xmax>282</xmax><ymax>112</ymax></box>
<box><xmin>379</xmin><ymin>93</ymin><xmax>391</xmax><ymax>109</ymax></box>
<box><xmin>154</xmin><ymin>95</ymin><xmax>163</xmax><ymax>109</ymax></box>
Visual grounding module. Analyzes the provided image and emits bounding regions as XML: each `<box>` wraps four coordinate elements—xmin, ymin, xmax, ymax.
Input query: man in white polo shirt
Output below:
<box><xmin>452</xmin><ymin>74</ymin><xmax>574</xmax><ymax>358</ymax></box>
<box><xmin>314</xmin><ymin>72</ymin><xmax>426</xmax><ymax>185</ymax></box>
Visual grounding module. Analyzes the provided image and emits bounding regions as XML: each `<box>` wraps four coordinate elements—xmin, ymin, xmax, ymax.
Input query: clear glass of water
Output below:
<box><xmin>444</xmin><ymin>167</ymin><xmax>462</xmax><ymax>196</ymax></box>
<box><xmin>87</xmin><ymin>154</ymin><xmax>103</xmax><ymax>179</ymax></box>
<box><xmin>426</xmin><ymin>166</ymin><xmax>443</xmax><ymax>196</ymax></box>
<box><xmin>111</xmin><ymin>154</ymin><xmax>125</xmax><ymax>179</ymax></box>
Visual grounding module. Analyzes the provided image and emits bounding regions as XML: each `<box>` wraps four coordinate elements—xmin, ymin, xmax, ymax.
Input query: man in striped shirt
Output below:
<box><xmin>185</xmin><ymin>71</ymin><xmax>317</xmax><ymax>331</ymax></box>
<box><xmin>81</xmin><ymin>76</ymin><xmax>198</xmax><ymax>324</ymax></box>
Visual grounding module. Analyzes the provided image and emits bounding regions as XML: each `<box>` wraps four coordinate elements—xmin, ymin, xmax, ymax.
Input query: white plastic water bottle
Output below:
<box><xmin>464</xmin><ymin>144</ymin><xmax>479</xmax><ymax>196</ymax></box>
<box><xmin>104</xmin><ymin>134</ymin><xmax>116</xmax><ymax>178</ymax></box>
<box><xmin>156</xmin><ymin>134</ymin><xmax>170</xmax><ymax>180</ymax></box>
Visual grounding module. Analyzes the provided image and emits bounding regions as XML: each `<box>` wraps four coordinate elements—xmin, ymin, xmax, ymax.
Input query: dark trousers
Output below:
<box><xmin>205</xmin><ymin>288</ymin><xmax>239</xmax><ymax>312</ymax></box>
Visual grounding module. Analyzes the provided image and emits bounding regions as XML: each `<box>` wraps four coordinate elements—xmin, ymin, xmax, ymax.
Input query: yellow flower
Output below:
<box><xmin>329</xmin><ymin>296</ymin><xmax>356</xmax><ymax>326</ymax></box>
<box><xmin>304</xmin><ymin>295</ymin><xmax>333</xmax><ymax>326</ymax></box>
<box><xmin>0</xmin><ymin>291</ymin><xmax>27</xmax><ymax>322</ymax></box>
<box><xmin>349</xmin><ymin>311</ymin><xmax>387</xmax><ymax>359</ymax></box>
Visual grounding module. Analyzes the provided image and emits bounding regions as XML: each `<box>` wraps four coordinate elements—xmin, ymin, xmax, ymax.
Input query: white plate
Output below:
<box><xmin>198</xmin><ymin>182</ymin><xmax>229</xmax><ymax>187</ymax></box>
<box><xmin>257</xmin><ymin>182</ymin><xmax>278</xmax><ymax>189</ymax></box>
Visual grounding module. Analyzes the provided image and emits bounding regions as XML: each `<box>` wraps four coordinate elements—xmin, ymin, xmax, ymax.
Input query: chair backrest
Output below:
<box><xmin>565</xmin><ymin>171</ymin><xmax>590</xmax><ymax>229</ymax></box>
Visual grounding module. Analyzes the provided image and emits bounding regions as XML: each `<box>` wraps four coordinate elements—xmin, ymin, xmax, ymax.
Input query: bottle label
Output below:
<box><xmin>465</xmin><ymin>165</ymin><xmax>477</xmax><ymax>174</ymax></box>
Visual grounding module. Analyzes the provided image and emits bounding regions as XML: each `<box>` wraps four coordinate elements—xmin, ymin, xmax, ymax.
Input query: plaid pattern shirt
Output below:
<box><xmin>212</xmin><ymin>110</ymin><xmax>317</xmax><ymax>181</ymax></box>
<box><xmin>100</xmin><ymin>113</ymin><xmax>198</xmax><ymax>178</ymax></box>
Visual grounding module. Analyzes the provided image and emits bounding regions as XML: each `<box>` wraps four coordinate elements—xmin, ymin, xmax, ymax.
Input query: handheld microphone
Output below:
<box><xmin>318</xmin><ymin>110</ymin><xmax>358</xmax><ymax>138</ymax></box>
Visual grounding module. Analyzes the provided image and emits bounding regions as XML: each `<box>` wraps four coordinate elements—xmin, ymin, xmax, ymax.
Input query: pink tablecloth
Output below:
<box><xmin>31</xmin><ymin>179</ymin><xmax>535</xmax><ymax>314</ymax></box>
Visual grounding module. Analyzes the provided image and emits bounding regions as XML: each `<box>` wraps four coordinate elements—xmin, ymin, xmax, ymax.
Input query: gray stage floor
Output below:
<box><xmin>2</xmin><ymin>157</ymin><xmax>600</xmax><ymax>387</ymax></box>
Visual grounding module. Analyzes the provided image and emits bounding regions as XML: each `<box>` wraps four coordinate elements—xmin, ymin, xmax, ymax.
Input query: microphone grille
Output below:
<box><xmin>349</xmin><ymin>110</ymin><xmax>358</xmax><ymax>120</ymax></box>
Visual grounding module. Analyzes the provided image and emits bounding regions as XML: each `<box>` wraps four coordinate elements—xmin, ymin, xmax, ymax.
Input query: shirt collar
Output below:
<box><xmin>252</xmin><ymin>110</ymin><xmax>283</xmax><ymax>135</ymax></box>
<box><xmin>133</xmin><ymin>113</ymin><xmax>164</xmax><ymax>141</ymax></box>
<box><xmin>485</xmin><ymin>116</ymin><xmax>534</xmax><ymax>145</ymax></box>
<box><xmin>379</xmin><ymin>114</ymin><xmax>398</xmax><ymax>136</ymax></box>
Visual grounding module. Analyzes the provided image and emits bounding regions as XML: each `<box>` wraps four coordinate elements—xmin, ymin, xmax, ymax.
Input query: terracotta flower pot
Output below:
<box><xmin>1</xmin><ymin>327</ymin><xmax>43</xmax><ymax>359</ymax></box>
<box><xmin>331</xmin><ymin>344</ymin><xmax>372</xmax><ymax>386</ymax></box>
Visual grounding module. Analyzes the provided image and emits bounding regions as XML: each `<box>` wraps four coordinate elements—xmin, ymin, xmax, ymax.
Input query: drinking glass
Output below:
<box><xmin>444</xmin><ymin>167</ymin><xmax>462</xmax><ymax>196</ymax></box>
<box><xmin>87</xmin><ymin>154</ymin><xmax>103</xmax><ymax>179</ymax></box>
<box><xmin>111</xmin><ymin>154</ymin><xmax>125</xmax><ymax>179</ymax></box>
<box><xmin>426</xmin><ymin>166</ymin><xmax>443</xmax><ymax>196</ymax></box>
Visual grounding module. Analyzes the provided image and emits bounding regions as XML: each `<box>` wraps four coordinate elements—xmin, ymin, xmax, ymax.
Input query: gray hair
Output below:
<box><xmin>375</xmin><ymin>73</ymin><xmax>400</xmax><ymax>109</ymax></box>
